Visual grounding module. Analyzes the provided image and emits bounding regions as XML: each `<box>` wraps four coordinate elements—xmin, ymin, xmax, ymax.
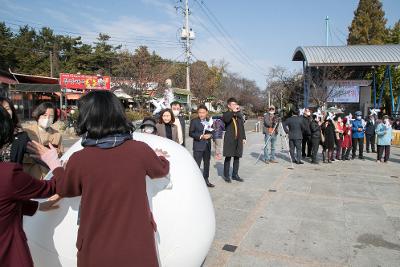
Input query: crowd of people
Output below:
<box><xmin>139</xmin><ymin>97</ymin><xmax>246</xmax><ymax>188</ymax></box>
<box><xmin>1</xmin><ymin>90</ymin><xmax>398</xmax><ymax>266</ymax></box>
<box><xmin>267</xmin><ymin>107</ymin><xmax>396</xmax><ymax>165</ymax></box>
<box><xmin>1</xmin><ymin>91</ymin><xmax>169</xmax><ymax>267</ymax></box>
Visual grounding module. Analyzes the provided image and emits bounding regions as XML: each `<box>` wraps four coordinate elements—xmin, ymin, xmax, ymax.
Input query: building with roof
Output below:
<box><xmin>292</xmin><ymin>45</ymin><xmax>400</xmax><ymax>116</ymax></box>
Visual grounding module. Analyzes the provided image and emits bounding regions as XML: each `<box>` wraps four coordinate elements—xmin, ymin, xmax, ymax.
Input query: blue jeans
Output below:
<box><xmin>264</xmin><ymin>134</ymin><xmax>277</xmax><ymax>161</ymax></box>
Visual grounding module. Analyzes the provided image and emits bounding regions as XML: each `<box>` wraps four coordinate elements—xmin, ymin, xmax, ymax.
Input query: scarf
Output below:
<box><xmin>173</xmin><ymin>119</ymin><xmax>183</xmax><ymax>145</ymax></box>
<box><xmin>81</xmin><ymin>133</ymin><xmax>132</xmax><ymax>149</ymax></box>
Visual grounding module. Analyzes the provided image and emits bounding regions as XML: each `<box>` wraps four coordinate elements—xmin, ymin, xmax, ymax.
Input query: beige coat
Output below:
<box><xmin>23</xmin><ymin>124</ymin><xmax>64</xmax><ymax>179</ymax></box>
<box><xmin>156</xmin><ymin>123</ymin><xmax>179</xmax><ymax>143</ymax></box>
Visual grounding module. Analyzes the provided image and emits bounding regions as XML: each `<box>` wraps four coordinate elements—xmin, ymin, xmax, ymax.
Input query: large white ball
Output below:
<box><xmin>24</xmin><ymin>133</ymin><xmax>215</xmax><ymax>266</ymax></box>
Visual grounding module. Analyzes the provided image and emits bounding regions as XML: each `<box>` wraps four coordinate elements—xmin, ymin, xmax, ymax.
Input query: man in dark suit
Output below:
<box><xmin>189</xmin><ymin>104</ymin><xmax>214</xmax><ymax>188</ymax></box>
<box><xmin>301</xmin><ymin>108</ymin><xmax>312</xmax><ymax>158</ymax></box>
<box><xmin>171</xmin><ymin>101</ymin><xmax>186</xmax><ymax>147</ymax></box>
<box><xmin>283</xmin><ymin>109</ymin><xmax>306</xmax><ymax>164</ymax></box>
<box><xmin>365</xmin><ymin>114</ymin><xmax>376</xmax><ymax>153</ymax></box>
<box><xmin>223</xmin><ymin>97</ymin><xmax>246</xmax><ymax>183</ymax></box>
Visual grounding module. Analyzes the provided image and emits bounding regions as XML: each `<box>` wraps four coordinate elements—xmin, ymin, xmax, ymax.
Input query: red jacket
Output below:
<box><xmin>0</xmin><ymin>163</ymin><xmax>56</xmax><ymax>267</ymax></box>
<box><xmin>341</xmin><ymin>125</ymin><xmax>352</xmax><ymax>148</ymax></box>
<box><xmin>54</xmin><ymin>140</ymin><xmax>169</xmax><ymax>267</ymax></box>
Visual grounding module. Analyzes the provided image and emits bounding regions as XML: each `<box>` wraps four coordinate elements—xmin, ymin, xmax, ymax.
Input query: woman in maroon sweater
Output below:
<box><xmin>0</xmin><ymin>106</ymin><xmax>61</xmax><ymax>267</ymax></box>
<box><xmin>31</xmin><ymin>91</ymin><xmax>170</xmax><ymax>267</ymax></box>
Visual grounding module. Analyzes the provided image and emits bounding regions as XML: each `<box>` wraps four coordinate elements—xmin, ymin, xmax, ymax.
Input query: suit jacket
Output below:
<box><xmin>0</xmin><ymin>163</ymin><xmax>56</xmax><ymax>267</ymax></box>
<box><xmin>156</xmin><ymin>123</ymin><xmax>179</xmax><ymax>143</ymax></box>
<box><xmin>189</xmin><ymin>117</ymin><xmax>212</xmax><ymax>152</ymax></box>
<box><xmin>283</xmin><ymin>115</ymin><xmax>305</xmax><ymax>140</ymax></box>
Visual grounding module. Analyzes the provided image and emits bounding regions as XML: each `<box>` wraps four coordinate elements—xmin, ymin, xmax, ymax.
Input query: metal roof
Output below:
<box><xmin>292</xmin><ymin>45</ymin><xmax>400</xmax><ymax>67</ymax></box>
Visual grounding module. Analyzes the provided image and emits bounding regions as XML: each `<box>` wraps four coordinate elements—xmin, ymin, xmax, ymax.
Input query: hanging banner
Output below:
<box><xmin>60</xmin><ymin>73</ymin><xmax>111</xmax><ymax>90</ymax></box>
<box><xmin>327</xmin><ymin>85</ymin><xmax>360</xmax><ymax>103</ymax></box>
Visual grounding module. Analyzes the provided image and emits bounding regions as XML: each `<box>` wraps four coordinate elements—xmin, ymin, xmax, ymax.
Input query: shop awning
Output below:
<box><xmin>11</xmin><ymin>84</ymin><xmax>61</xmax><ymax>93</ymax></box>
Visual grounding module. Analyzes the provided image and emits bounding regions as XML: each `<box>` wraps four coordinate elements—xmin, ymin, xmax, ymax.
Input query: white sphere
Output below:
<box><xmin>24</xmin><ymin>133</ymin><xmax>215</xmax><ymax>266</ymax></box>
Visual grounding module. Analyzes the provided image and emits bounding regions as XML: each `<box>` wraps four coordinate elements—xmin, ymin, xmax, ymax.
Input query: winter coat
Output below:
<box><xmin>352</xmin><ymin>119</ymin><xmax>365</xmax><ymax>139</ymax></box>
<box><xmin>341</xmin><ymin>125</ymin><xmax>352</xmax><ymax>148</ymax></box>
<box><xmin>376</xmin><ymin>123</ymin><xmax>393</xmax><ymax>146</ymax></box>
<box><xmin>365</xmin><ymin>118</ymin><xmax>377</xmax><ymax>136</ymax></box>
<box><xmin>223</xmin><ymin>111</ymin><xmax>246</xmax><ymax>157</ymax></box>
<box><xmin>301</xmin><ymin>116</ymin><xmax>312</xmax><ymax>137</ymax></box>
<box><xmin>322</xmin><ymin>121</ymin><xmax>336</xmax><ymax>149</ymax></box>
<box><xmin>310</xmin><ymin>120</ymin><xmax>321</xmax><ymax>139</ymax></box>
<box><xmin>263</xmin><ymin>113</ymin><xmax>279</xmax><ymax>135</ymax></box>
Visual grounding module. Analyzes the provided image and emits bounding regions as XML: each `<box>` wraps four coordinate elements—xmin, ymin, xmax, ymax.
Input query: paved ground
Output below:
<box><xmin>62</xmin><ymin>120</ymin><xmax>400</xmax><ymax>267</ymax></box>
<box><xmin>199</xmin><ymin>121</ymin><xmax>400</xmax><ymax>267</ymax></box>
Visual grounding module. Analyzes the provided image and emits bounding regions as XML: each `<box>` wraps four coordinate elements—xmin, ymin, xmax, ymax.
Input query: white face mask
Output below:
<box><xmin>356</xmin><ymin>116</ymin><xmax>362</xmax><ymax>120</ymax></box>
<box><xmin>142</xmin><ymin>126</ymin><xmax>155</xmax><ymax>134</ymax></box>
<box><xmin>38</xmin><ymin>117</ymin><xmax>53</xmax><ymax>129</ymax></box>
<box><xmin>8</xmin><ymin>110</ymin><xmax>13</xmax><ymax>118</ymax></box>
<box><xmin>172</xmin><ymin>110</ymin><xmax>180</xmax><ymax>117</ymax></box>
<box><xmin>269</xmin><ymin>110</ymin><xmax>275</xmax><ymax>114</ymax></box>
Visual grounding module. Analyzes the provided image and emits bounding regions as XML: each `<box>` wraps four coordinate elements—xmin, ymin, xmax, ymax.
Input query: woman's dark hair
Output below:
<box><xmin>76</xmin><ymin>91</ymin><xmax>133</xmax><ymax>138</ymax></box>
<box><xmin>32</xmin><ymin>102</ymin><xmax>58</xmax><ymax>122</ymax></box>
<box><xmin>0</xmin><ymin>106</ymin><xmax>14</xmax><ymax>148</ymax></box>
<box><xmin>0</xmin><ymin>97</ymin><xmax>19</xmax><ymax>127</ymax></box>
<box><xmin>159</xmin><ymin>109</ymin><xmax>175</xmax><ymax>124</ymax></box>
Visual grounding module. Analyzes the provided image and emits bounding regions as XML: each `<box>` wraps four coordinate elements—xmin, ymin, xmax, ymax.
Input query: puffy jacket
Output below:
<box><xmin>310</xmin><ymin>120</ymin><xmax>321</xmax><ymax>139</ymax></box>
<box><xmin>352</xmin><ymin>119</ymin><xmax>365</xmax><ymax>139</ymax></box>
<box><xmin>376</xmin><ymin>123</ymin><xmax>392</xmax><ymax>146</ymax></box>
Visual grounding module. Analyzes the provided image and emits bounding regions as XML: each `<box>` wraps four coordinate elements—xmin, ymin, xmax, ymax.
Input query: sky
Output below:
<box><xmin>0</xmin><ymin>0</ymin><xmax>399</xmax><ymax>88</ymax></box>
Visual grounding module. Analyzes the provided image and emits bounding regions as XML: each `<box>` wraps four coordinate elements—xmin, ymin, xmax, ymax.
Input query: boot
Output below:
<box><xmin>322</xmin><ymin>150</ymin><xmax>326</xmax><ymax>163</ymax></box>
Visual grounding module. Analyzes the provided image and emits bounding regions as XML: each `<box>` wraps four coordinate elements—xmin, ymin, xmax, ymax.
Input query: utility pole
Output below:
<box><xmin>49</xmin><ymin>51</ymin><xmax>53</xmax><ymax>77</ymax></box>
<box><xmin>184</xmin><ymin>0</ymin><xmax>191</xmax><ymax>108</ymax></box>
<box><xmin>325</xmin><ymin>16</ymin><xmax>330</xmax><ymax>46</ymax></box>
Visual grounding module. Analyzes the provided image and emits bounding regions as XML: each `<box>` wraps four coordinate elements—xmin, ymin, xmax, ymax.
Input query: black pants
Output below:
<box><xmin>224</xmin><ymin>156</ymin><xmax>240</xmax><ymax>178</ymax></box>
<box><xmin>342</xmin><ymin>147</ymin><xmax>351</xmax><ymax>159</ymax></box>
<box><xmin>365</xmin><ymin>134</ymin><xmax>376</xmax><ymax>152</ymax></box>
<box><xmin>377</xmin><ymin>145</ymin><xmax>390</xmax><ymax>162</ymax></box>
<box><xmin>311</xmin><ymin>138</ymin><xmax>320</xmax><ymax>162</ymax></box>
<box><xmin>194</xmin><ymin>149</ymin><xmax>211</xmax><ymax>179</ymax></box>
<box><xmin>289</xmin><ymin>139</ymin><xmax>302</xmax><ymax>162</ymax></box>
<box><xmin>302</xmin><ymin>136</ymin><xmax>312</xmax><ymax>157</ymax></box>
<box><xmin>352</xmin><ymin>137</ymin><xmax>364</xmax><ymax>158</ymax></box>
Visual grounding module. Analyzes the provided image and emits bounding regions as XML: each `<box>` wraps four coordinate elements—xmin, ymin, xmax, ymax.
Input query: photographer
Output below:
<box><xmin>263</xmin><ymin>105</ymin><xmax>279</xmax><ymax>164</ymax></box>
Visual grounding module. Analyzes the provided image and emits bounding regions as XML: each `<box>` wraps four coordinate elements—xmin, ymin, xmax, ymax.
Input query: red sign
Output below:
<box><xmin>60</xmin><ymin>73</ymin><xmax>111</xmax><ymax>90</ymax></box>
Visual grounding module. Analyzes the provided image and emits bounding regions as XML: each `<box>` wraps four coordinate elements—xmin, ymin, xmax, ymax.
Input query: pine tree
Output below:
<box><xmin>347</xmin><ymin>0</ymin><xmax>388</xmax><ymax>45</ymax></box>
<box><xmin>386</xmin><ymin>20</ymin><xmax>400</xmax><ymax>44</ymax></box>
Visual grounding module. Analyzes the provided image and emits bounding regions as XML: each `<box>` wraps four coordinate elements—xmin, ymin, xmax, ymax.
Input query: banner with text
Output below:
<box><xmin>60</xmin><ymin>73</ymin><xmax>111</xmax><ymax>90</ymax></box>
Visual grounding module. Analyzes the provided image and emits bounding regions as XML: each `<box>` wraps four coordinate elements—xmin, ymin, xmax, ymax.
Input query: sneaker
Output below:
<box><xmin>269</xmin><ymin>160</ymin><xmax>278</xmax><ymax>163</ymax></box>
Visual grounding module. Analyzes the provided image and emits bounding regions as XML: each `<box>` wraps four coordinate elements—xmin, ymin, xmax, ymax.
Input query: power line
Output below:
<box><xmin>193</xmin><ymin>0</ymin><xmax>267</xmax><ymax>74</ymax></box>
<box><xmin>2</xmin><ymin>20</ymin><xmax>180</xmax><ymax>46</ymax></box>
<box><xmin>190</xmin><ymin>11</ymin><xmax>266</xmax><ymax>76</ymax></box>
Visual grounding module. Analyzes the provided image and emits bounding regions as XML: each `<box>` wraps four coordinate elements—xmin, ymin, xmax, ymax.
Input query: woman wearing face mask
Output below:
<box><xmin>0</xmin><ymin>97</ymin><xmax>30</xmax><ymax>164</ymax></box>
<box><xmin>375</xmin><ymin>115</ymin><xmax>393</xmax><ymax>163</ymax></box>
<box><xmin>23</xmin><ymin>102</ymin><xmax>64</xmax><ymax>179</ymax></box>
<box><xmin>140</xmin><ymin>117</ymin><xmax>158</xmax><ymax>134</ymax></box>
<box><xmin>155</xmin><ymin>109</ymin><xmax>179</xmax><ymax>143</ymax></box>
